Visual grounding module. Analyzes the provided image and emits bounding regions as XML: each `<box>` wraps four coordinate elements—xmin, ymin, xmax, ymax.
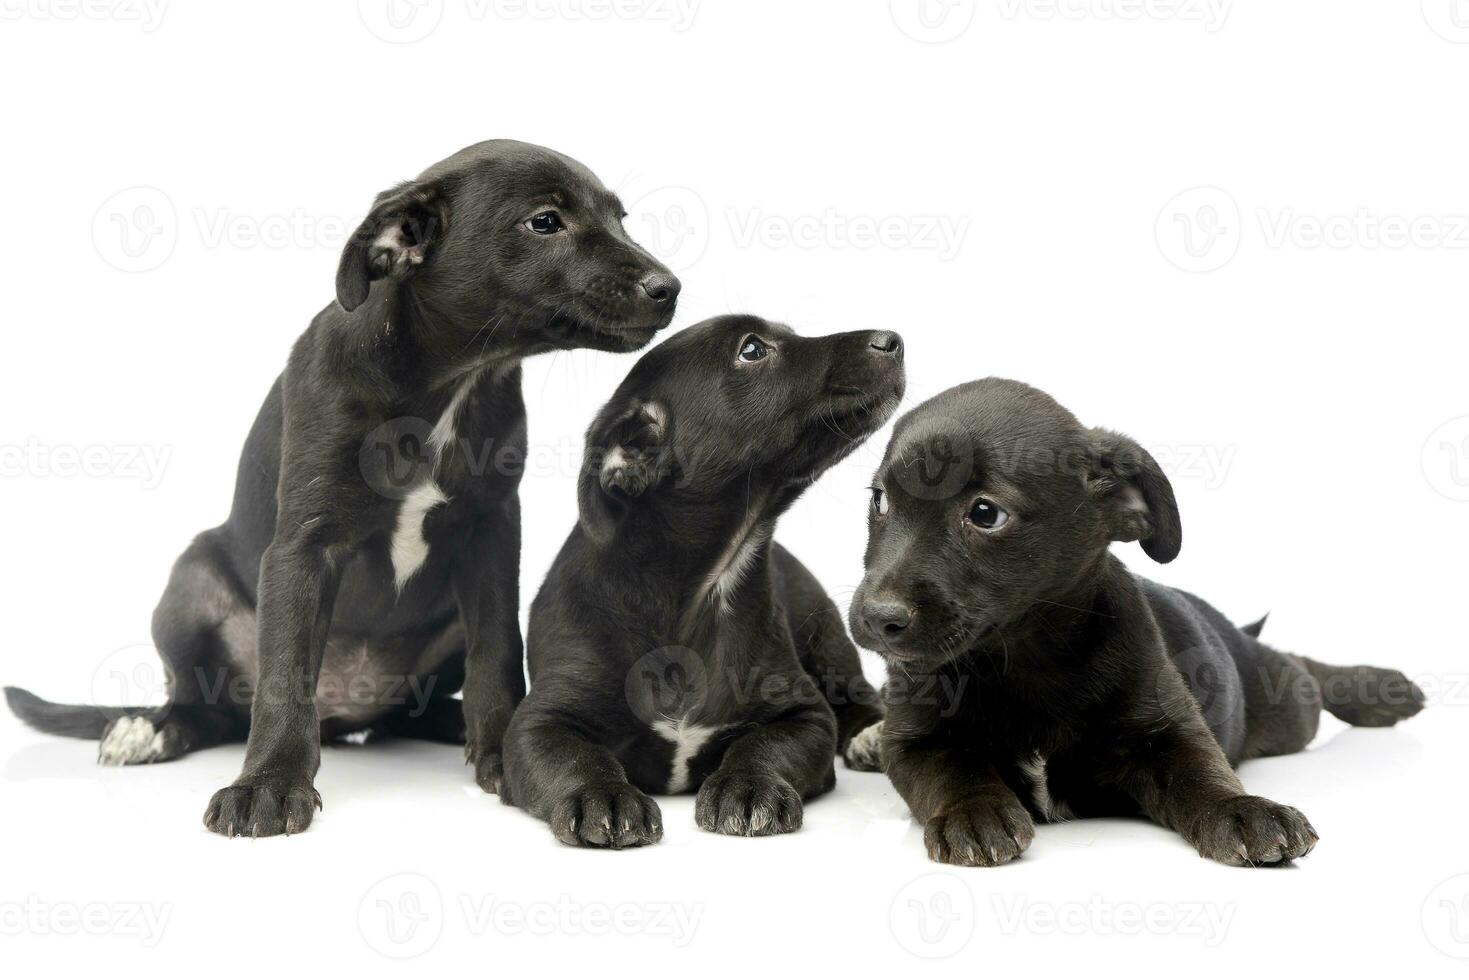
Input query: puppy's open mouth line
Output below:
<box><xmin>824</xmin><ymin>387</ymin><xmax>903</xmax><ymax>431</ymax></box>
<box><xmin>548</xmin><ymin>309</ymin><xmax>665</xmax><ymax>346</ymax></box>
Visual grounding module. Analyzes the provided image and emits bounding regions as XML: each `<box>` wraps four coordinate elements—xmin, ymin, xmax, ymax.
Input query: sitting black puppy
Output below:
<box><xmin>502</xmin><ymin>314</ymin><xmax>902</xmax><ymax>847</ymax></box>
<box><xmin>849</xmin><ymin>379</ymin><xmax>1424</xmax><ymax>866</ymax></box>
<box><xmin>6</xmin><ymin>140</ymin><xmax>679</xmax><ymax>837</ymax></box>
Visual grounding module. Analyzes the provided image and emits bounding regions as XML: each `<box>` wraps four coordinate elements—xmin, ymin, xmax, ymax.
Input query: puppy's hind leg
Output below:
<box><xmin>7</xmin><ymin>532</ymin><xmax>252</xmax><ymax>764</ymax></box>
<box><xmin>110</xmin><ymin>532</ymin><xmax>254</xmax><ymax>763</ymax></box>
<box><xmin>1297</xmin><ymin>655</ymin><xmax>1426</xmax><ymax>729</ymax></box>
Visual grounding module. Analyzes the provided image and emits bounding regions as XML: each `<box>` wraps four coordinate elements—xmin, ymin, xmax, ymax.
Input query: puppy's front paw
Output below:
<box><xmin>1189</xmin><ymin>795</ymin><xmax>1318</xmax><ymax>866</ymax></box>
<box><xmin>924</xmin><ymin>792</ymin><xmax>1035</xmax><ymax>867</ymax></box>
<box><xmin>843</xmin><ymin>721</ymin><xmax>885</xmax><ymax>772</ymax></box>
<box><xmin>549</xmin><ymin>782</ymin><xmax>663</xmax><ymax>849</ymax></box>
<box><xmin>203</xmin><ymin>779</ymin><xmax>321</xmax><ymax>838</ymax></box>
<box><xmin>464</xmin><ymin>741</ymin><xmax>503</xmax><ymax>795</ymax></box>
<box><xmin>694</xmin><ymin>770</ymin><xmax>803</xmax><ymax>836</ymax></box>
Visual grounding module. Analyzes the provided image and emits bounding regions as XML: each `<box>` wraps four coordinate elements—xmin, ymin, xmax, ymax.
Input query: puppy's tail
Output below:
<box><xmin>5</xmin><ymin>686</ymin><xmax>122</xmax><ymax>738</ymax></box>
<box><xmin>1240</xmin><ymin>613</ymin><xmax>1269</xmax><ymax>639</ymax></box>
<box><xmin>1294</xmin><ymin>658</ymin><xmax>1426</xmax><ymax>728</ymax></box>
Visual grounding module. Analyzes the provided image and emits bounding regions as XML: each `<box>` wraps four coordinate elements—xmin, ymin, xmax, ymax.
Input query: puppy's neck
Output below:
<box><xmin>340</xmin><ymin>285</ymin><xmax>536</xmax><ymax>391</ymax></box>
<box><xmin>691</xmin><ymin>489</ymin><xmax>774</xmax><ymax>617</ymax></box>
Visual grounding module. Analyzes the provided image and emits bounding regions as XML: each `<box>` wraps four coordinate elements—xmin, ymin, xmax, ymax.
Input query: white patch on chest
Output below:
<box><xmin>391</xmin><ymin>481</ymin><xmax>449</xmax><ymax>591</ymax></box>
<box><xmin>1018</xmin><ymin>753</ymin><xmax>1074</xmax><ymax>823</ymax></box>
<box><xmin>97</xmin><ymin>716</ymin><xmax>166</xmax><ymax>765</ymax></box>
<box><xmin>651</xmin><ymin>719</ymin><xmax>724</xmax><ymax>793</ymax></box>
<box><xmin>390</xmin><ymin>370</ymin><xmax>484</xmax><ymax>591</ymax></box>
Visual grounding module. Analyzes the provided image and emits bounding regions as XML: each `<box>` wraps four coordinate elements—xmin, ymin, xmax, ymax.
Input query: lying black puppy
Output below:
<box><xmin>849</xmin><ymin>379</ymin><xmax>1424</xmax><ymax>866</ymax></box>
<box><xmin>6</xmin><ymin>140</ymin><xmax>679</xmax><ymax>837</ymax></box>
<box><xmin>502</xmin><ymin>314</ymin><xmax>901</xmax><ymax>847</ymax></box>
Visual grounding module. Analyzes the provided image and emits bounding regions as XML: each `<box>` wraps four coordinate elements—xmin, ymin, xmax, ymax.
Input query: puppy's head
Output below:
<box><xmin>849</xmin><ymin>378</ymin><xmax>1181</xmax><ymax>670</ymax></box>
<box><xmin>578</xmin><ymin>314</ymin><xmax>906</xmax><ymax>542</ymax></box>
<box><xmin>335</xmin><ymin>139</ymin><xmax>679</xmax><ymax>354</ymax></box>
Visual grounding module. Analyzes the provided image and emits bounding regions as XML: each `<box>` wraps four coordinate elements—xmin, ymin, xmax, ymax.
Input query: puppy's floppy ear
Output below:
<box><xmin>336</xmin><ymin>179</ymin><xmax>449</xmax><ymax>312</ymax></box>
<box><xmin>1085</xmin><ymin>427</ymin><xmax>1182</xmax><ymax>563</ymax></box>
<box><xmin>578</xmin><ymin>400</ymin><xmax>674</xmax><ymax>543</ymax></box>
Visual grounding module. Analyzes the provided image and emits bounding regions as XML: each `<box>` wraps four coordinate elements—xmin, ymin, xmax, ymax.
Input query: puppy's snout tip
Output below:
<box><xmin>867</xmin><ymin>331</ymin><xmax>903</xmax><ymax>356</ymax></box>
<box><xmin>638</xmin><ymin>272</ymin><xmax>681</xmax><ymax>307</ymax></box>
<box><xmin>863</xmin><ymin>597</ymin><xmax>915</xmax><ymax>637</ymax></box>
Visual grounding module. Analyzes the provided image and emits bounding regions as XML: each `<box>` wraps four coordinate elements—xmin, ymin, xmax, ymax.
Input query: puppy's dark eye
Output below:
<box><xmin>526</xmin><ymin>211</ymin><xmax>565</xmax><ymax>235</ymax></box>
<box><xmin>967</xmin><ymin>498</ymin><xmax>1009</xmax><ymax>531</ymax></box>
<box><xmin>871</xmin><ymin>487</ymin><xmax>889</xmax><ymax>516</ymax></box>
<box><xmin>737</xmin><ymin>335</ymin><xmax>771</xmax><ymax>363</ymax></box>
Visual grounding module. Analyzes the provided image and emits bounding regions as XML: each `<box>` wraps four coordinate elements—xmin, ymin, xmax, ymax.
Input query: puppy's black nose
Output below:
<box><xmin>867</xmin><ymin>331</ymin><xmax>903</xmax><ymax>355</ymax></box>
<box><xmin>639</xmin><ymin>272</ymin><xmax>681</xmax><ymax>307</ymax></box>
<box><xmin>863</xmin><ymin>597</ymin><xmax>915</xmax><ymax>637</ymax></box>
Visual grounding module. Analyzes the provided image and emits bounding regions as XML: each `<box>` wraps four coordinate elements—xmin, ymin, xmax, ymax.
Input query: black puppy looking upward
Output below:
<box><xmin>849</xmin><ymin>379</ymin><xmax>1424</xmax><ymax>867</ymax></box>
<box><xmin>5</xmin><ymin>140</ymin><xmax>680</xmax><ymax>837</ymax></box>
<box><xmin>502</xmin><ymin>315</ymin><xmax>902</xmax><ymax>847</ymax></box>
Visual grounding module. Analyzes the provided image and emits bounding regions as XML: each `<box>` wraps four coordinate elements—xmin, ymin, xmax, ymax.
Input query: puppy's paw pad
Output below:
<box><xmin>694</xmin><ymin>771</ymin><xmax>803</xmax><ymax>837</ymax></box>
<box><xmin>843</xmin><ymin>721</ymin><xmax>885</xmax><ymax>772</ymax></box>
<box><xmin>1191</xmin><ymin>796</ymin><xmax>1318</xmax><ymax>866</ymax></box>
<box><xmin>203</xmin><ymin>780</ymin><xmax>321</xmax><ymax>838</ymax></box>
<box><xmin>549</xmin><ymin>783</ymin><xmax>662</xmax><ymax>849</ymax></box>
<box><xmin>98</xmin><ymin>716</ymin><xmax>176</xmax><ymax>766</ymax></box>
<box><xmin>923</xmin><ymin>793</ymin><xmax>1035</xmax><ymax>867</ymax></box>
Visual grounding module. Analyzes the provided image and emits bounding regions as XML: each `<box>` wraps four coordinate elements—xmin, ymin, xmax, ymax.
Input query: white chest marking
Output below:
<box><xmin>428</xmin><ymin>368</ymin><xmax>482</xmax><ymax>456</ymax></box>
<box><xmin>391</xmin><ymin>481</ymin><xmax>448</xmax><ymax>591</ymax></box>
<box><xmin>651</xmin><ymin>719</ymin><xmax>724</xmax><ymax>793</ymax></box>
<box><xmin>97</xmin><ymin>716</ymin><xmax>166</xmax><ymax>765</ymax></box>
<box><xmin>389</xmin><ymin>371</ymin><xmax>484</xmax><ymax>591</ymax></box>
<box><xmin>1018</xmin><ymin>753</ymin><xmax>1073</xmax><ymax>823</ymax></box>
<box><xmin>697</xmin><ymin>500</ymin><xmax>771</xmax><ymax>616</ymax></box>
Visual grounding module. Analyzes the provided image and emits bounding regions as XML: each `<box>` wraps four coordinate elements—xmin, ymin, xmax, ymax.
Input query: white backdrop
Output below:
<box><xmin>3</xmin><ymin>1</ymin><xmax>1468</xmax><ymax>976</ymax></box>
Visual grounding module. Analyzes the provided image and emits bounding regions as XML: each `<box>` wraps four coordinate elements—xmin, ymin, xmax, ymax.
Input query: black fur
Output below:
<box><xmin>849</xmin><ymin>378</ymin><xmax>1425</xmax><ymax>867</ymax></box>
<box><xmin>6</xmin><ymin>140</ymin><xmax>680</xmax><ymax>837</ymax></box>
<box><xmin>501</xmin><ymin>315</ymin><xmax>902</xmax><ymax>847</ymax></box>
